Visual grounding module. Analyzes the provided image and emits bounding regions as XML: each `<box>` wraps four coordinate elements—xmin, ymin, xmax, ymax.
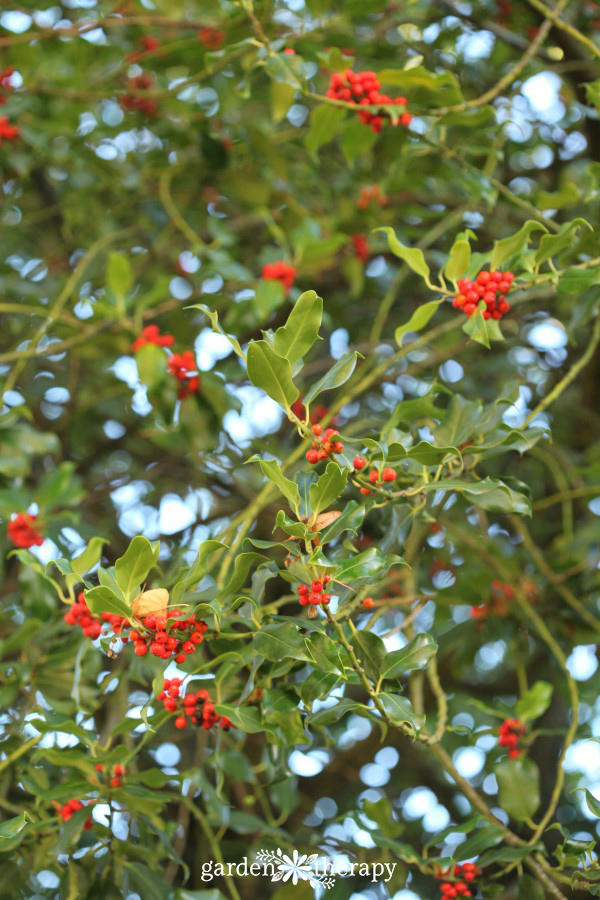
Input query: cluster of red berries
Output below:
<box><xmin>436</xmin><ymin>863</ymin><xmax>480</xmax><ymax>898</ymax></box>
<box><xmin>158</xmin><ymin>679</ymin><xmax>233</xmax><ymax>731</ymax></box>
<box><xmin>452</xmin><ymin>271</ymin><xmax>515</xmax><ymax>320</ymax></box>
<box><xmin>352</xmin><ymin>458</ymin><xmax>397</xmax><ymax>495</ymax></box>
<box><xmin>57</xmin><ymin>799</ymin><xmax>92</xmax><ymax>829</ymax></box>
<box><xmin>131</xmin><ymin>324</ymin><xmax>175</xmax><ymax>354</ymax></box>
<box><xmin>127</xmin><ymin>35</ymin><xmax>160</xmax><ymax>62</ymax></box>
<box><xmin>168</xmin><ymin>350</ymin><xmax>201</xmax><ymax>399</ymax></box>
<box><xmin>0</xmin><ymin>117</ymin><xmax>19</xmax><ymax>145</ymax></box>
<box><xmin>352</xmin><ymin>234</ymin><xmax>369</xmax><ymax>263</ymax></box>
<box><xmin>305</xmin><ymin>425</ymin><xmax>344</xmax><ymax>465</ymax></box>
<box><xmin>95</xmin><ymin>763</ymin><xmax>125</xmax><ymax>789</ymax></box>
<box><xmin>198</xmin><ymin>27</ymin><xmax>226</xmax><ymax>49</ymax></box>
<box><xmin>357</xmin><ymin>184</ymin><xmax>388</xmax><ymax>210</ymax></box>
<box><xmin>262</xmin><ymin>260</ymin><xmax>296</xmax><ymax>294</ymax></box>
<box><xmin>470</xmin><ymin>580</ymin><xmax>515</xmax><ymax>620</ymax></box>
<box><xmin>103</xmin><ymin>611</ymin><xmax>208</xmax><ymax>663</ymax></box>
<box><xmin>131</xmin><ymin>326</ymin><xmax>200</xmax><ymax>399</ymax></box>
<box><xmin>7</xmin><ymin>513</ymin><xmax>43</xmax><ymax>549</ymax></box>
<box><xmin>291</xmin><ymin>397</ymin><xmax>333</xmax><ymax>426</ymax></box>
<box><xmin>120</xmin><ymin>74</ymin><xmax>157</xmax><ymax>117</ymax></box>
<box><xmin>297</xmin><ymin>576</ymin><xmax>331</xmax><ymax>607</ymax></box>
<box><xmin>326</xmin><ymin>70</ymin><xmax>412</xmax><ymax>133</ymax></box>
<box><xmin>64</xmin><ymin>592</ymin><xmax>103</xmax><ymax>640</ymax></box>
<box><xmin>498</xmin><ymin>718</ymin><xmax>526</xmax><ymax>759</ymax></box>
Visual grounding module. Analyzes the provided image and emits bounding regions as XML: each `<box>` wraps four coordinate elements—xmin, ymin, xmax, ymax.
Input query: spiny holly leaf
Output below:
<box><xmin>377</xmin><ymin>227</ymin><xmax>431</xmax><ymax>281</ymax></box>
<box><xmin>490</xmin><ymin>220</ymin><xmax>547</xmax><ymax>270</ymax></box>
<box><xmin>379</xmin><ymin>634</ymin><xmax>438</xmax><ymax>678</ymax></box>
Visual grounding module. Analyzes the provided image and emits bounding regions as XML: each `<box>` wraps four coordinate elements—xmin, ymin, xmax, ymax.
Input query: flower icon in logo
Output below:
<box><xmin>275</xmin><ymin>849</ymin><xmax>318</xmax><ymax>884</ymax></box>
<box><xmin>256</xmin><ymin>847</ymin><xmax>336</xmax><ymax>889</ymax></box>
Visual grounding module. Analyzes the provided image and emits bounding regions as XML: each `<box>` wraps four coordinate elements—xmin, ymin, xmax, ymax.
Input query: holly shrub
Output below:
<box><xmin>1</xmin><ymin>2</ymin><xmax>600</xmax><ymax>899</ymax></box>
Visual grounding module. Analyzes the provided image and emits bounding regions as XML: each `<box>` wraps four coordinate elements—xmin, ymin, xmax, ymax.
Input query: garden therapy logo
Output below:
<box><xmin>253</xmin><ymin>849</ymin><xmax>398</xmax><ymax>888</ymax></box>
<box><xmin>256</xmin><ymin>848</ymin><xmax>336</xmax><ymax>889</ymax></box>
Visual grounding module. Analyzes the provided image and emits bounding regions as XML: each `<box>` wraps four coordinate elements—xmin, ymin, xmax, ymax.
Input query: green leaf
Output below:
<box><xmin>114</xmin><ymin>536</ymin><xmax>160</xmax><ymax>602</ymax></box>
<box><xmin>300</xmin><ymin>670</ymin><xmax>340</xmax><ymax>704</ymax></box>
<box><xmin>171</xmin><ymin>540</ymin><xmax>226</xmax><ymax>603</ymax></box>
<box><xmin>84</xmin><ymin>586</ymin><xmax>132</xmax><ymax>619</ymax></box>
<box><xmin>309</xmin><ymin>698</ymin><xmax>373</xmax><ymax>727</ymax></box>
<box><xmin>380</xmin><ymin>634</ymin><xmax>438</xmax><ymax>678</ymax></box>
<box><xmin>444</xmin><ymin>239</ymin><xmax>471</xmax><ymax>283</ymax></box>
<box><xmin>318</xmin><ymin>500</ymin><xmax>365</xmax><ymax>544</ymax></box>
<box><xmin>495</xmin><ymin>757</ymin><xmax>540</xmax><ymax>822</ymax></box>
<box><xmin>378</xmin><ymin>67</ymin><xmax>462</xmax><ymax>105</ymax></box>
<box><xmin>270</xmin><ymin>80</ymin><xmax>296</xmax><ymax>123</ymax></box>
<box><xmin>335</xmin><ymin>547</ymin><xmax>405</xmax><ymax>582</ymax></box>
<box><xmin>71</xmin><ymin>537</ymin><xmax>107</xmax><ymax>577</ymax></box>
<box><xmin>305</xmin><ymin>632</ymin><xmax>346</xmax><ymax>675</ymax></box>
<box><xmin>107</xmin><ymin>251</ymin><xmax>133</xmax><ymax>300</ymax></box>
<box><xmin>516</xmin><ymin>681</ymin><xmax>553</xmax><ymax>722</ymax></box>
<box><xmin>395</xmin><ymin>300</ymin><xmax>443</xmax><ymax>346</ymax></box>
<box><xmin>379</xmin><ymin>693</ymin><xmax>422</xmax><ymax>731</ymax></box>
<box><xmin>246</xmin><ymin>340</ymin><xmax>299</xmax><ymax>411</ymax></box>
<box><xmin>275</xmin><ymin>510</ymin><xmax>308</xmax><ymax>538</ymax></box>
<box><xmin>306</xmin><ymin>105</ymin><xmax>346</xmax><ymax>160</ymax></box>
<box><xmin>303</xmin><ymin>351</ymin><xmax>360</xmax><ymax>406</ymax></box>
<box><xmin>517</xmin><ymin>875</ymin><xmax>546</xmax><ymax>900</ymax></box>
<box><xmin>273</xmin><ymin>290</ymin><xmax>323</xmax><ymax>362</ymax></box>
<box><xmin>253</xmin><ymin>623</ymin><xmax>312</xmax><ymax>662</ymax></box>
<box><xmin>462</xmin><ymin>303</ymin><xmax>495</xmax><ymax>348</ymax></box>
<box><xmin>575</xmin><ymin>788</ymin><xmax>600</xmax><ymax>818</ymax></box>
<box><xmin>558</xmin><ymin>266</ymin><xmax>600</xmax><ymax>295</ymax></box>
<box><xmin>0</xmin><ymin>812</ymin><xmax>31</xmax><ymax>841</ymax></box>
<box><xmin>351</xmin><ymin>630</ymin><xmax>386</xmax><ymax>681</ymax></box>
<box><xmin>377</xmin><ymin>227</ymin><xmax>431</xmax><ymax>281</ymax></box>
<box><xmin>309</xmin><ymin>462</ymin><xmax>347</xmax><ymax>519</ymax></box>
<box><xmin>490</xmin><ymin>220</ymin><xmax>547</xmax><ymax>270</ymax></box>
<box><xmin>255</xmin><ymin>458</ymin><xmax>301</xmax><ymax>515</ymax></box>
<box><xmin>424</xmin><ymin>476</ymin><xmax>531</xmax><ymax>515</ymax></box>
<box><xmin>214</xmin><ymin>704</ymin><xmax>264</xmax><ymax>733</ymax></box>
<box><xmin>454</xmin><ymin>824</ymin><xmax>505</xmax><ymax>858</ymax></box>
<box><xmin>220</xmin><ymin>552</ymin><xmax>269</xmax><ymax>598</ymax></box>
<box><xmin>534</xmin><ymin>218</ymin><xmax>593</xmax><ymax>269</ymax></box>
<box><xmin>136</xmin><ymin>342</ymin><xmax>167</xmax><ymax>390</ymax></box>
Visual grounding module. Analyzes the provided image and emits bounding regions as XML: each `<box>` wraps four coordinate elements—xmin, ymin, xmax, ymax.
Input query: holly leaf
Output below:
<box><xmin>246</xmin><ymin>340</ymin><xmax>299</xmax><ymax>411</ymax></box>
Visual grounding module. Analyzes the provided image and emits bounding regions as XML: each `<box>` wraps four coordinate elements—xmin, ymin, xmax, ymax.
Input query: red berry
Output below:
<box><xmin>110</xmin><ymin>777</ymin><xmax>122</xmax><ymax>789</ymax></box>
<box><xmin>299</xmin><ymin>595</ymin><xmax>309</xmax><ymax>607</ymax></box>
<box><xmin>353</xmin><ymin>456</ymin><xmax>366</xmax><ymax>470</ymax></box>
<box><xmin>382</xmin><ymin>468</ymin><xmax>396</xmax><ymax>483</ymax></box>
<box><xmin>369</xmin><ymin>470</ymin><xmax>379</xmax><ymax>483</ymax></box>
<box><xmin>182</xmin><ymin>641</ymin><xmax>195</xmax><ymax>654</ymax></box>
<box><xmin>306</xmin><ymin>449</ymin><xmax>319</xmax><ymax>464</ymax></box>
<box><xmin>312</xmin><ymin>424</ymin><xmax>322</xmax><ymax>436</ymax></box>
<box><xmin>363</xmin><ymin>597</ymin><xmax>374</xmax><ymax>610</ymax></box>
<box><xmin>297</xmin><ymin>584</ymin><xmax>309</xmax><ymax>595</ymax></box>
<box><xmin>310</xmin><ymin>581</ymin><xmax>323</xmax><ymax>593</ymax></box>
<box><xmin>114</xmin><ymin>765</ymin><xmax>123</xmax><ymax>776</ymax></box>
<box><xmin>174</xmin><ymin>717</ymin><xmax>187</xmax><ymax>729</ymax></box>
